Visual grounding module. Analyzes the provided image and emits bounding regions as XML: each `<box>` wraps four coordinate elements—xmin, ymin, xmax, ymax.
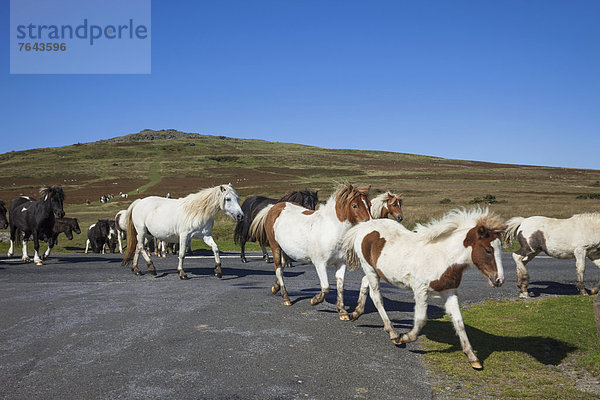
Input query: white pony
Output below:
<box><xmin>250</xmin><ymin>183</ymin><xmax>372</xmax><ymax>319</ymax></box>
<box><xmin>122</xmin><ymin>184</ymin><xmax>243</xmax><ymax>279</ymax></box>
<box><xmin>343</xmin><ymin>208</ymin><xmax>505</xmax><ymax>370</ymax></box>
<box><xmin>504</xmin><ymin>213</ymin><xmax>600</xmax><ymax>297</ymax></box>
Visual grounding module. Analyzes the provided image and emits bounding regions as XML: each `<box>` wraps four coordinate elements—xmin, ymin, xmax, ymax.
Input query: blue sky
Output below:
<box><xmin>2</xmin><ymin>0</ymin><xmax>599</xmax><ymax>169</ymax></box>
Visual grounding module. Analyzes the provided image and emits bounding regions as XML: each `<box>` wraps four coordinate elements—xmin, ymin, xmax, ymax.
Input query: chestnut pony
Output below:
<box><xmin>250</xmin><ymin>183</ymin><xmax>372</xmax><ymax>319</ymax></box>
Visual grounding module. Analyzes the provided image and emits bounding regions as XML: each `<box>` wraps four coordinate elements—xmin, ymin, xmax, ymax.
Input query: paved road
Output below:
<box><xmin>1</xmin><ymin>251</ymin><xmax>598</xmax><ymax>400</ymax></box>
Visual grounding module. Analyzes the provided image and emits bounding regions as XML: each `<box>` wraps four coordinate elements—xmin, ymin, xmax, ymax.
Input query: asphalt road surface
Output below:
<box><xmin>1</xmin><ymin>251</ymin><xmax>598</xmax><ymax>400</ymax></box>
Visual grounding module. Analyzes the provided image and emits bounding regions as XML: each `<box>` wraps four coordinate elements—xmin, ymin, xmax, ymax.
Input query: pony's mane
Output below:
<box><xmin>181</xmin><ymin>184</ymin><xmax>236</xmax><ymax>224</ymax></box>
<box><xmin>370</xmin><ymin>192</ymin><xmax>402</xmax><ymax>218</ymax></box>
<box><xmin>332</xmin><ymin>183</ymin><xmax>370</xmax><ymax>205</ymax></box>
<box><xmin>39</xmin><ymin>186</ymin><xmax>65</xmax><ymax>201</ymax></box>
<box><xmin>572</xmin><ymin>212</ymin><xmax>600</xmax><ymax>222</ymax></box>
<box><xmin>414</xmin><ymin>208</ymin><xmax>505</xmax><ymax>242</ymax></box>
<box><xmin>278</xmin><ymin>189</ymin><xmax>318</xmax><ymax>203</ymax></box>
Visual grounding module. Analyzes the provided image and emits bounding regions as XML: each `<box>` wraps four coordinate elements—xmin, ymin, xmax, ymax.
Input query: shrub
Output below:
<box><xmin>440</xmin><ymin>198</ymin><xmax>452</xmax><ymax>204</ymax></box>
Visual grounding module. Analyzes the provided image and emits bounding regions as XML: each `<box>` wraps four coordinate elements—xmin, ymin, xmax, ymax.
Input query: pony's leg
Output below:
<box><xmin>349</xmin><ymin>275</ymin><xmax>370</xmax><ymax>321</ymax></box>
<box><xmin>260</xmin><ymin>241</ymin><xmax>271</xmax><ymax>263</ymax></box>
<box><xmin>440</xmin><ymin>291</ymin><xmax>482</xmax><ymax>369</ymax></box>
<box><xmin>310</xmin><ymin>262</ymin><xmax>330</xmax><ymax>306</ymax></box>
<box><xmin>176</xmin><ymin>234</ymin><xmax>190</xmax><ymax>280</ymax></box>
<box><xmin>512</xmin><ymin>251</ymin><xmax>536</xmax><ymax>298</ymax></box>
<box><xmin>7</xmin><ymin>224</ymin><xmax>15</xmax><ymax>257</ymax></box>
<box><xmin>202</xmin><ymin>235</ymin><xmax>222</xmax><ymax>278</ymax></box>
<box><xmin>21</xmin><ymin>237</ymin><xmax>30</xmax><ymax>262</ymax></box>
<box><xmin>117</xmin><ymin>231</ymin><xmax>123</xmax><ymax>254</ymax></box>
<box><xmin>240</xmin><ymin>238</ymin><xmax>248</xmax><ymax>263</ymax></box>
<box><xmin>32</xmin><ymin>233</ymin><xmax>43</xmax><ymax>266</ymax></box>
<box><xmin>335</xmin><ymin>264</ymin><xmax>349</xmax><ymax>320</ymax></box>
<box><xmin>588</xmin><ymin>251</ymin><xmax>600</xmax><ymax>295</ymax></box>
<box><xmin>42</xmin><ymin>238</ymin><xmax>54</xmax><ymax>260</ymax></box>
<box><xmin>85</xmin><ymin>239</ymin><xmax>90</xmax><ymax>254</ymax></box>
<box><xmin>574</xmin><ymin>247</ymin><xmax>588</xmax><ymax>295</ymax></box>
<box><xmin>133</xmin><ymin>233</ymin><xmax>156</xmax><ymax>276</ymax></box>
<box><xmin>271</xmin><ymin>245</ymin><xmax>290</xmax><ymax>306</ymax></box>
<box><xmin>399</xmin><ymin>286</ymin><xmax>429</xmax><ymax>344</ymax></box>
<box><xmin>362</xmin><ymin>271</ymin><xmax>400</xmax><ymax>342</ymax></box>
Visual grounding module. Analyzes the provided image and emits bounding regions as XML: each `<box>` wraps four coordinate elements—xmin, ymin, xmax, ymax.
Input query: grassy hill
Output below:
<box><xmin>1</xmin><ymin>128</ymin><xmax>600</xmax><ymax>253</ymax></box>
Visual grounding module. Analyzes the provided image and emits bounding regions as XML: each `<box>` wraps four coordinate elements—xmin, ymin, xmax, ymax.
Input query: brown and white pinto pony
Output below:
<box><xmin>370</xmin><ymin>191</ymin><xmax>403</xmax><ymax>222</ymax></box>
<box><xmin>343</xmin><ymin>208</ymin><xmax>505</xmax><ymax>370</ymax></box>
<box><xmin>250</xmin><ymin>183</ymin><xmax>372</xmax><ymax>319</ymax></box>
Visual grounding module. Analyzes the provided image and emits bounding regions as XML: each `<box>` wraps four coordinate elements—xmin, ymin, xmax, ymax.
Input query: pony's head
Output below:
<box><xmin>372</xmin><ymin>192</ymin><xmax>403</xmax><ymax>222</ymax></box>
<box><xmin>220</xmin><ymin>184</ymin><xmax>244</xmax><ymax>222</ymax></box>
<box><xmin>97</xmin><ymin>219</ymin><xmax>110</xmax><ymax>238</ymax></box>
<box><xmin>334</xmin><ymin>183</ymin><xmax>372</xmax><ymax>224</ymax></box>
<box><xmin>40</xmin><ymin>186</ymin><xmax>65</xmax><ymax>218</ymax></box>
<box><xmin>71</xmin><ymin>218</ymin><xmax>81</xmax><ymax>235</ymax></box>
<box><xmin>463</xmin><ymin>213</ymin><xmax>506</xmax><ymax>288</ymax></box>
<box><xmin>0</xmin><ymin>200</ymin><xmax>8</xmax><ymax>229</ymax></box>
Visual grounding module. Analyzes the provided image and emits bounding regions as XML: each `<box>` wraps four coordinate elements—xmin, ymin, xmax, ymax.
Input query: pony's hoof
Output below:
<box><xmin>591</xmin><ymin>287</ymin><xmax>599</xmax><ymax>295</ymax></box>
<box><xmin>283</xmin><ymin>300</ymin><xmax>292</xmax><ymax>306</ymax></box>
<box><xmin>34</xmin><ymin>261</ymin><xmax>43</xmax><ymax>266</ymax></box>
<box><xmin>179</xmin><ymin>274</ymin><xmax>189</xmax><ymax>280</ymax></box>
<box><xmin>134</xmin><ymin>271</ymin><xmax>142</xmax><ymax>276</ymax></box>
<box><xmin>470</xmin><ymin>361</ymin><xmax>483</xmax><ymax>370</ymax></box>
<box><xmin>22</xmin><ymin>257</ymin><xmax>30</xmax><ymax>263</ymax></box>
<box><xmin>339</xmin><ymin>314</ymin><xmax>350</xmax><ymax>321</ymax></box>
<box><xmin>161</xmin><ymin>254</ymin><xmax>166</xmax><ymax>258</ymax></box>
<box><xmin>519</xmin><ymin>291</ymin><xmax>529</xmax><ymax>299</ymax></box>
<box><xmin>41</xmin><ymin>255</ymin><xmax>48</xmax><ymax>261</ymax></box>
<box><xmin>241</xmin><ymin>258</ymin><xmax>248</xmax><ymax>263</ymax></box>
<box><xmin>391</xmin><ymin>337</ymin><xmax>404</xmax><ymax>346</ymax></box>
<box><xmin>149</xmin><ymin>270</ymin><xmax>157</xmax><ymax>276</ymax></box>
<box><xmin>271</xmin><ymin>285</ymin><xmax>280</xmax><ymax>294</ymax></box>
<box><xmin>215</xmin><ymin>272</ymin><xmax>222</xmax><ymax>279</ymax></box>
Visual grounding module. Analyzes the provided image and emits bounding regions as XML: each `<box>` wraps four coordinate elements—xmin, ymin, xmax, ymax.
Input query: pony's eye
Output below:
<box><xmin>352</xmin><ymin>204</ymin><xmax>358</xmax><ymax>209</ymax></box>
<box><xmin>484</xmin><ymin>247</ymin><xmax>493</xmax><ymax>255</ymax></box>
<box><xmin>226</xmin><ymin>198</ymin><xmax>231</xmax><ymax>202</ymax></box>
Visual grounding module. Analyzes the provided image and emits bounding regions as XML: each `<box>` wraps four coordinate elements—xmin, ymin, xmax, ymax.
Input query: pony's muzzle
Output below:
<box><xmin>396</xmin><ymin>216</ymin><xmax>404</xmax><ymax>222</ymax></box>
<box><xmin>57</xmin><ymin>210</ymin><xmax>65</xmax><ymax>218</ymax></box>
<box><xmin>489</xmin><ymin>274</ymin><xmax>504</xmax><ymax>288</ymax></box>
<box><xmin>236</xmin><ymin>212</ymin><xmax>244</xmax><ymax>222</ymax></box>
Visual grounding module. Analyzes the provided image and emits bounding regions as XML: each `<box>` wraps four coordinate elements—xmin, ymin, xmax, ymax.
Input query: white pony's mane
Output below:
<box><xmin>414</xmin><ymin>208</ymin><xmax>504</xmax><ymax>243</ymax></box>
<box><xmin>180</xmin><ymin>185</ymin><xmax>236</xmax><ymax>225</ymax></box>
<box><xmin>370</xmin><ymin>192</ymin><xmax>400</xmax><ymax>218</ymax></box>
<box><xmin>572</xmin><ymin>212</ymin><xmax>600</xmax><ymax>223</ymax></box>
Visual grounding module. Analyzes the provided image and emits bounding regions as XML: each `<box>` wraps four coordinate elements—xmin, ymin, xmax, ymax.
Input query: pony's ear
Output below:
<box><xmin>220</xmin><ymin>185</ymin><xmax>226</xmax><ymax>192</ymax></box>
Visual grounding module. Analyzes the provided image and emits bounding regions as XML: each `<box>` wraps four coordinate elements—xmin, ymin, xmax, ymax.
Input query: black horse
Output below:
<box><xmin>0</xmin><ymin>200</ymin><xmax>8</xmax><ymax>229</ymax></box>
<box><xmin>234</xmin><ymin>190</ymin><xmax>318</xmax><ymax>263</ymax></box>
<box><xmin>7</xmin><ymin>187</ymin><xmax>65</xmax><ymax>265</ymax></box>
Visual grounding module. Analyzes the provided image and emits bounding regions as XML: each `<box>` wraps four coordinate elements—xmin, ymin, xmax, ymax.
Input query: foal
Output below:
<box><xmin>343</xmin><ymin>208</ymin><xmax>505</xmax><ymax>369</ymax></box>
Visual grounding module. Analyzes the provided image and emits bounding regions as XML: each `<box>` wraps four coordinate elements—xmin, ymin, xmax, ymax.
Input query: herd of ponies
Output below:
<box><xmin>2</xmin><ymin>183</ymin><xmax>600</xmax><ymax>369</ymax></box>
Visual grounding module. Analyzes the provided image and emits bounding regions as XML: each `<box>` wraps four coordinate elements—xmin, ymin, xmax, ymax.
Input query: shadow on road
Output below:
<box><xmin>527</xmin><ymin>280</ymin><xmax>583</xmax><ymax>297</ymax></box>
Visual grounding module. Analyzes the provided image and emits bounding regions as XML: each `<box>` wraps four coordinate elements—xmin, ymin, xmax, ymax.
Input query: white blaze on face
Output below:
<box><xmin>362</xmin><ymin>198</ymin><xmax>372</xmax><ymax>220</ymax></box>
<box><xmin>491</xmin><ymin>238</ymin><xmax>504</xmax><ymax>284</ymax></box>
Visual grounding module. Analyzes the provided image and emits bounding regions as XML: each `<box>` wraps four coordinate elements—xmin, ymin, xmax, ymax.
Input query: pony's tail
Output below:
<box><xmin>233</xmin><ymin>217</ymin><xmax>245</xmax><ymax>245</ymax></box>
<box><xmin>503</xmin><ymin>216</ymin><xmax>525</xmax><ymax>246</ymax></box>
<box><xmin>13</xmin><ymin>227</ymin><xmax>22</xmax><ymax>245</ymax></box>
<box><xmin>342</xmin><ymin>225</ymin><xmax>362</xmax><ymax>271</ymax></box>
<box><xmin>121</xmin><ymin>201</ymin><xmax>140</xmax><ymax>266</ymax></box>
<box><xmin>249</xmin><ymin>205</ymin><xmax>273</xmax><ymax>245</ymax></box>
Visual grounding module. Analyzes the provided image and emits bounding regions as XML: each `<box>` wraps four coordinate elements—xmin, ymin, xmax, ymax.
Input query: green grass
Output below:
<box><xmin>421</xmin><ymin>296</ymin><xmax>600</xmax><ymax>399</ymax></box>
